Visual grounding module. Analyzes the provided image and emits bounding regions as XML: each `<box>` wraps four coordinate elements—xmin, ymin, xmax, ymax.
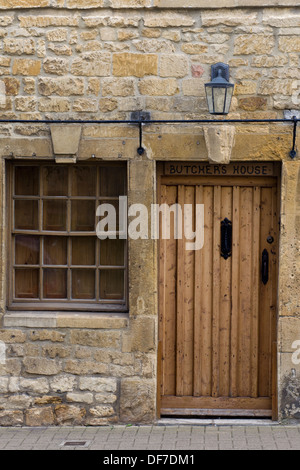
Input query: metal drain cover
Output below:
<box><xmin>60</xmin><ymin>440</ymin><xmax>90</xmax><ymax>447</ymax></box>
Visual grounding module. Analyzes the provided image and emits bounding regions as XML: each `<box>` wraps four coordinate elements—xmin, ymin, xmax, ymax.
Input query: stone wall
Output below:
<box><xmin>0</xmin><ymin>2</ymin><xmax>299</xmax><ymax>425</ymax></box>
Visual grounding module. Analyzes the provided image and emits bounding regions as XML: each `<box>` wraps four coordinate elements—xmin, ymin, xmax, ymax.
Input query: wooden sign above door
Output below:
<box><xmin>164</xmin><ymin>162</ymin><xmax>275</xmax><ymax>177</ymax></box>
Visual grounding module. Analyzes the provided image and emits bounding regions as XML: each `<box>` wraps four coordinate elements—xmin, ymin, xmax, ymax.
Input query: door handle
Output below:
<box><xmin>221</xmin><ymin>218</ymin><xmax>232</xmax><ymax>260</ymax></box>
<box><xmin>262</xmin><ymin>249</ymin><xmax>269</xmax><ymax>285</ymax></box>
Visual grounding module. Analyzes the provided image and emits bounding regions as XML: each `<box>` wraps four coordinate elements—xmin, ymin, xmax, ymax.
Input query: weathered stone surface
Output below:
<box><xmin>29</xmin><ymin>330</ymin><xmax>65</xmax><ymax>342</ymax></box>
<box><xmin>160</xmin><ymin>55</ymin><xmax>189</xmax><ymax>78</ymax></box>
<box><xmin>122</xmin><ymin>317</ymin><xmax>156</xmax><ymax>353</ymax></box>
<box><xmin>138</xmin><ymin>77</ymin><xmax>179</xmax><ymax>96</ymax></box>
<box><xmin>23</xmin><ymin>358</ymin><xmax>61</xmax><ymax>376</ymax></box>
<box><xmin>25</xmin><ymin>407</ymin><xmax>54</xmax><ymax>426</ymax></box>
<box><xmin>278</xmin><ymin>36</ymin><xmax>300</xmax><ymax>53</ymax></box>
<box><xmin>38</xmin><ymin>77</ymin><xmax>84</xmax><ymax>96</ymax></box>
<box><xmin>102</xmin><ymin>78</ymin><xmax>135</xmax><ymax>97</ymax></box>
<box><xmin>120</xmin><ymin>379</ymin><xmax>156</xmax><ymax>423</ymax></box>
<box><xmin>71</xmin><ymin>52</ymin><xmax>111</xmax><ymax>77</ymax></box>
<box><xmin>79</xmin><ymin>377</ymin><xmax>117</xmax><ymax>393</ymax></box>
<box><xmin>12</xmin><ymin>59</ymin><xmax>41</xmax><ymax>76</ymax></box>
<box><xmin>0</xmin><ymin>410</ymin><xmax>23</xmax><ymax>426</ymax></box>
<box><xmin>239</xmin><ymin>97</ymin><xmax>268</xmax><ymax>111</ymax></box>
<box><xmin>144</xmin><ymin>13</ymin><xmax>195</xmax><ymax>28</ymax></box>
<box><xmin>0</xmin><ymin>330</ymin><xmax>25</xmax><ymax>343</ymax></box>
<box><xmin>20</xmin><ymin>378</ymin><xmax>49</xmax><ymax>394</ymax></box>
<box><xmin>50</xmin><ymin>375</ymin><xmax>77</xmax><ymax>393</ymax></box>
<box><xmin>234</xmin><ymin>34</ymin><xmax>275</xmax><ymax>55</ymax></box>
<box><xmin>55</xmin><ymin>404</ymin><xmax>86</xmax><ymax>425</ymax></box>
<box><xmin>70</xmin><ymin>330</ymin><xmax>121</xmax><ymax>348</ymax></box>
<box><xmin>204</xmin><ymin>125</ymin><xmax>236</xmax><ymax>164</ymax></box>
<box><xmin>113</xmin><ymin>53</ymin><xmax>157</xmax><ymax>78</ymax></box>
<box><xmin>67</xmin><ymin>392</ymin><xmax>93</xmax><ymax>404</ymax></box>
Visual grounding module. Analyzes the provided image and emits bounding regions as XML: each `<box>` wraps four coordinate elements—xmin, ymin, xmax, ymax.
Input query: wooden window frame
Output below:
<box><xmin>7</xmin><ymin>161</ymin><xmax>128</xmax><ymax>313</ymax></box>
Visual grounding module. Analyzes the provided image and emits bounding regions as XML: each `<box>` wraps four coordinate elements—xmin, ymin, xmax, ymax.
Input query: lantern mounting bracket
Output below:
<box><xmin>211</xmin><ymin>62</ymin><xmax>230</xmax><ymax>82</ymax></box>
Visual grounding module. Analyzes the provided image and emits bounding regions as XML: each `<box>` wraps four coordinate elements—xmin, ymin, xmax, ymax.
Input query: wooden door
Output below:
<box><xmin>158</xmin><ymin>162</ymin><xmax>279</xmax><ymax>418</ymax></box>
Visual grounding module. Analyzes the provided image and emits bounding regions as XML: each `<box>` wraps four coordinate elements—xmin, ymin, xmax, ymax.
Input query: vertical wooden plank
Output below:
<box><xmin>238</xmin><ymin>187</ymin><xmax>253</xmax><ymax>397</ymax></box>
<box><xmin>219</xmin><ymin>186</ymin><xmax>232</xmax><ymax>397</ymax></box>
<box><xmin>212</xmin><ymin>185</ymin><xmax>221</xmax><ymax>397</ymax></box>
<box><xmin>176</xmin><ymin>184</ymin><xmax>185</xmax><ymax>396</ymax></box>
<box><xmin>159</xmin><ymin>184</ymin><xmax>177</xmax><ymax>396</ymax></box>
<box><xmin>200</xmin><ymin>186</ymin><xmax>214</xmax><ymax>397</ymax></box>
<box><xmin>194</xmin><ymin>185</ymin><xmax>203</xmax><ymax>397</ymax></box>
<box><xmin>179</xmin><ymin>185</ymin><xmax>195</xmax><ymax>397</ymax></box>
<box><xmin>231</xmin><ymin>186</ymin><xmax>240</xmax><ymax>398</ymax></box>
<box><xmin>250</xmin><ymin>186</ymin><xmax>261</xmax><ymax>398</ymax></box>
<box><xmin>258</xmin><ymin>187</ymin><xmax>273</xmax><ymax>397</ymax></box>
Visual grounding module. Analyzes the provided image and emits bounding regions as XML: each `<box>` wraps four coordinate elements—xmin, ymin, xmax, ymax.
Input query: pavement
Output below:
<box><xmin>0</xmin><ymin>419</ymin><xmax>300</xmax><ymax>452</ymax></box>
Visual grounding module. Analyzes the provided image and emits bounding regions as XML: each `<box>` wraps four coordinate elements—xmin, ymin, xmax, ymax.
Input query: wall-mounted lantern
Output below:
<box><xmin>205</xmin><ymin>63</ymin><xmax>234</xmax><ymax>115</ymax></box>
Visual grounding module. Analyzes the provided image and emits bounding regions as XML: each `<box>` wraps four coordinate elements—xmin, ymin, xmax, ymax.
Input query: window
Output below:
<box><xmin>7</xmin><ymin>162</ymin><xmax>127</xmax><ymax>312</ymax></box>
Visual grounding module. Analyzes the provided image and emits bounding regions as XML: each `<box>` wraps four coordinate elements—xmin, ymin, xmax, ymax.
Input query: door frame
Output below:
<box><xmin>156</xmin><ymin>161</ymin><xmax>281</xmax><ymax>420</ymax></box>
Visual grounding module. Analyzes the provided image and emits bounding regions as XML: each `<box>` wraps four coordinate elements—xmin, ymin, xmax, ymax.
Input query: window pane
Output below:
<box><xmin>72</xmin><ymin>237</ymin><xmax>95</xmax><ymax>265</ymax></box>
<box><xmin>43</xmin><ymin>166</ymin><xmax>68</xmax><ymax>196</ymax></box>
<box><xmin>44</xmin><ymin>237</ymin><xmax>67</xmax><ymax>265</ymax></box>
<box><xmin>97</xmin><ymin>199</ymin><xmax>120</xmax><ymax>232</ymax></box>
<box><xmin>43</xmin><ymin>268</ymin><xmax>67</xmax><ymax>299</ymax></box>
<box><xmin>99</xmin><ymin>269</ymin><xmax>124</xmax><ymax>300</ymax></box>
<box><xmin>100</xmin><ymin>239</ymin><xmax>125</xmax><ymax>266</ymax></box>
<box><xmin>15</xmin><ymin>200</ymin><xmax>38</xmax><ymax>230</ymax></box>
<box><xmin>43</xmin><ymin>200</ymin><xmax>67</xmax><ymax>231</ymax></box>
<box><xmin>15</xmin><ymin>268</ymin><xmax>39</xmax><ymax>298</ymax></box>
<box><xmin>71</xmin><ymin>200</ymin><xmax>95</xmax><ymax>231</ymax></box>
<box><xmin>100</xmin><ymin>166</ymin><xmax>126</xmax><ymax>197</ymax></box>
<box><xmin>15</xmin><ymin>235</ymin><xmax>39</xmax><ymax>265</ymax></box>
<box><xmin>15</xmin><ymin>166</ymin><xmax>39</xmax><ymax>196</ymax></box>
<box><xmin>72</xmin><ymin>269</ymin><xmax>95</xmax><ymax>299</ymax></box>
<box><xmin>71</xmin><ymin>166</ymin><xmax>96</xmax><ymax>196</ymax></box>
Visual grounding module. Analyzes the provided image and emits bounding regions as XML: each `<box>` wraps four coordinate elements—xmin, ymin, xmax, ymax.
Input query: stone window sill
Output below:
<box><xmin>3</xmin><ymin>312</ymin><xmax>129</xmax><ymax>329</ymax></box>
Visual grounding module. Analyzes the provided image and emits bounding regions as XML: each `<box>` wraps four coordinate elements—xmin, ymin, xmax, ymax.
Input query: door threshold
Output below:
<box><xmin>157</xmin><ymin>417</ymin><xmax>277</xmax><ymax>426</ymax></box>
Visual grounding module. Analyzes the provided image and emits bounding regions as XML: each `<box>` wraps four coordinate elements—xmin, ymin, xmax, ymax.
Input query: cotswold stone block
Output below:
<box><xmin>82</xmin><ymin>16</ymin><xmax>140</xmax><ymax>28</ymax></box>
<box><xmin>239</xmin><ymin>97</ymin><xmax>268</xmax><ymax>111</ymax></box>
<box><xmin>73</xmin><ymin>98</ymin><xmax>98</xmax><ymax>112</ymax></box>
<box><xmin>70</xmin><ymin>330</ymin><xmax>121</xmax><ymax>348</ymax></box>
<box><xmin>234</xmin><ymin>34</ymin><xmax>275</xmax><ymax>55</ymax></box>
<box><xmin>0</xmin><ymin>410</ymin><xmax>23</xmax><ymax>426</ymax></box>
<box><xmin>113</xmin><ymin>53</ymin><xmax>158</xmax><ymax>78</ymax></box>
<box><xmin>50</xmin><ymin>375</ymin><xmax>76</xmax><ymax>392</ymax></box>
<box><xmin>144</xmin><ymin>13</ymin><xmax>195</xmax><ymax>28</ymax></box>
<box><xmin>29</xmin><ymin>329</ymin><xmax>65</xmax><ymax>342</ymax></box>
<box><xmin>120</xmin><ymin>378</ymin><xmax>156</xmax><ymax>423</ymax></box>
<box><xmin>138</xmin><ymin>77</ymin><xmax>179</xmax><ymax>96</ymax></box>
<box><xmin>12</xmin><ymin>59</ymin><xmax>41</xmax><ymax>76</ymax></box>
<box><xmin>25</xmin><ymin>407</ymin><xmax>54</xmax><ymax>426</ymax></box>
<box><xmin>38</xmin><ymin>77</ymin><xmax>84</xmax><ymax>96</ymax></box>
<box><xmin>23</xmin><ymin>357</ymin><xmax>61</xmax><ymax>376</ymax></box>
<box><xmin>4</xmin><ymin>38</ymin><xmax>35</xmax><ymax>55</ymax></box>
<box><xmin>279</xmin><ymin>36</ymin><xmax>300</xmax><ymax>53</ymax></box>
<box><xmin>0</xmin><ymin>329</ymin><xmax>26</xmax><ymax>343</ymax></box>
<box><xmin>0</xmin><ymin>0</ymin><xmax>50</xmax><ymax>7</ymax></box>
<box><xmin>160</xmin><ymin>55</ymin><xmax>189</xmax><ymax>78</ymax></box>
<box><xmin>258</xmin><ymin>79</ymin><xmax>294</xmax><ymax>96</ymax></box>
<box><xmin>18</xmin><ymin>15</ymin><xmax>79</xmax><ymax>28</ymax></box>
<box><xmin>38</xmin><ymin>97</ymin><xmax>70</xmax><ymax>112</ymax></box>
<box><xmin>43</xmin><ymin>58</ymin><xmax>69</xmax><ymax>75</ymax></box>
<box><xmin>102</xmin><ymin>78</ymin><xmax>135</xmax><ymax>97</ymax></box>
<box><xmin>201</xmin><ymin>10</ymin><xmax>258</xmax><ymax>26</ymax></box>
<box><xmin>79</xmin><ymin>377</ymin><xmax>117</xmax><ymax>393</ymax></box>
<box><xmin>3</xmin><ymin>77</ymin><xmax>20</xmax><ymax>95</ymax></box>
<box><xmin>66</xmin><ymin>0</ymin><xmax>103</xmax><ymax>7</ymax></box>
<box><xmin>71</xmin><ymin>52</ymin><xmax>110</xmax><ymax>77</ymax></box>
<box><xmin>181</xmin><ymin>43</ymin><xmax>208</xmax><ymax>54</ymax></box>
<box><xmin>55</xmin><ymin>404</ymin><xmax>86</xmax><ymax>425</ymax></box>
